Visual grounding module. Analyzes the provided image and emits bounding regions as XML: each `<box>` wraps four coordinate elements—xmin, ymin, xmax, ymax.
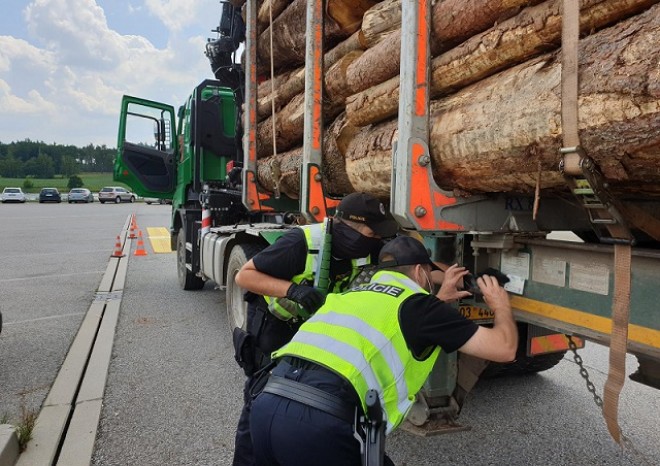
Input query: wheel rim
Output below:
<box><xmin>228</xmin><ymin>268</ymin><xmax>247</xmax><ymax>329</ymax></box>
<box><xmin>177</xmin><ymin>234</ymin><xmax>186</xmax><ymax>285</ymax></box>
<box><xmin>115</xmin><ymin>197</ymin><xmax>121</xmax><ymax>203</ymax></box>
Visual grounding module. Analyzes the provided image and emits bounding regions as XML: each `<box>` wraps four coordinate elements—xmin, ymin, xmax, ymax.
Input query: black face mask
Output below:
<box><xmin>331</xmin><ymin>221</ymin><xmax>381</xmax><ymax>260</ymax></box>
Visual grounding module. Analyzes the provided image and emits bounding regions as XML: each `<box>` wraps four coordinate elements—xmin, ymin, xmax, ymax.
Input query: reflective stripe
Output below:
<box><xmin>375</xmin><ymin>272</ymin><xmax>425</xmax><ymax>294</ymax></box>
<box><xmin>293</xmin><ymin>330</ymin><xmax>396</xmax><ymax>432</ymax></box>
<box><xmin>265</xmin><ymin>221</ymin><xmax>370</xmax><ymax>320</ymax></box>
<box><xmin>309</xmin><ymin>311</ymin><xmax>411</xmax><ymax>418</ymax></box>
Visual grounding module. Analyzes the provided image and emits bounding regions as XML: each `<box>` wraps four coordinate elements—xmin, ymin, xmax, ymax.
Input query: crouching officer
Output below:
<box><xmin>231</xmin><ymin>192</ymin><xmax>399</xmax><ymax>466</ymax></box>
<box><xmin>249</xmin><ymin>236</ymin><xmax>518</xmax><ymax>466</ymax></box>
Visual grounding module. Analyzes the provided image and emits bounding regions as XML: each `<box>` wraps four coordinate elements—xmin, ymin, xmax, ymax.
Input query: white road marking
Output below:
<box><xmin>4</xmin><ymin>312</ymin><xmax>86</xmax><ymax>326</ymax></box>
<box><xmin>0</xmin><ymin>271</ymin><xmax>104</xmax><ymax>283</ymax></box>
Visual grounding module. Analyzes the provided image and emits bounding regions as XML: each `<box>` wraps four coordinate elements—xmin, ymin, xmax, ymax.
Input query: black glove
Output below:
<box><xmin>286</xmin><ymin>284</ymin><xmax>326</xmax><ymax>313</ymax></box>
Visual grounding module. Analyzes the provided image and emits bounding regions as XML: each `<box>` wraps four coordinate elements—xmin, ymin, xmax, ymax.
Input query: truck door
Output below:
<box><xmin>114</xmin><ymin>96</ymin><xmax>177</xmax><ymax>198</ymax></box>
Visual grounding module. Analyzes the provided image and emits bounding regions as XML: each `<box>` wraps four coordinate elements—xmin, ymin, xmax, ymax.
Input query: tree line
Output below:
<box><xmin>0</xmin><ymin>139</ymin><xmax>116</xmax><ymax>178</ymax></box>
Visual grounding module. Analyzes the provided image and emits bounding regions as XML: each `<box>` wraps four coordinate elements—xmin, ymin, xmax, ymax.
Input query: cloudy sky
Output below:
<box><xmin>0</xmin><ymin>0</ymin><xmax>223</xmax><ymax>147</ymax></box>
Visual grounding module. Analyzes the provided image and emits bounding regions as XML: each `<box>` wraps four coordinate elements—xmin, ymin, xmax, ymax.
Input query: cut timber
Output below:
<box><xmin>359</xmin><ymin>0</ymin><xmax>401</xmax><ymax>48</ymax></box>
<box><xmin>257</xmin><ymin>32</ymin><xmax>365</xmax><ymax>121</ymax></box>
<box><xmin>257</xmin><ymin>0</ymin><xmax>291</xmax><ymax>33</ymax></box>
<box><xmin>346</xmin><ymin>0</ymin><xmax>658</xmax><ymax>127</ymax></box>
<box><xmin>256</xmin><ymin>114</ymin><xmax>358</xmax><ymax>197</ymax></box>
<box><xmin>257</xmin><ymin>92</ymin><xmax>342</xmax><ymax>158</ymax></box>
<box><xmin>344</xmin><ymin>6</ymin><xmax>660</xmax><ymax>197</ymax></box>
<box><xmin>348</xmin><ymin>0</ymin><xmax>541</xmax><ymax>95</ymax></box>
<box><xmin>359</xmin><ymin>0</ymin><xmax>542</xmax><ymax>50</ymax></box>
<box><xmin>323</xmin><ymin>113</ymin><xmax>357</xmax><ymax>195</ymax></box>
<box><xmin>257</xmin><ymin>93</ymin><xmax>305</xmax><ymax>158</ymax></box>
<box><xmin>325</xmin><ymin>51</ymin><xmax>364</xmax><ymax>104</ymax></box>
<box><xmin>257</xmin><ymin>0</ymin><xmax>374</xmax><ymax>70</ymax></box>
<box><xmin>257</xmin><ymin>147</ymin><xmax>302</xmax><ymax>199</ymax></box>
<box><xmin>328</xmin><ymin>0</ymin><xmax>380</xmax><ymax>36</ymax></box>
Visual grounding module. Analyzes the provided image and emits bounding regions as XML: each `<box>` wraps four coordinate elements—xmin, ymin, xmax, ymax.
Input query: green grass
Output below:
<box><xmin>0</xmin><ymin>173</ymin><xmax>130</xmax><ymax>193</ymax></box>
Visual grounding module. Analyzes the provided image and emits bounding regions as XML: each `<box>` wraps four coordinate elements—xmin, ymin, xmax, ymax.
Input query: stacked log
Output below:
<box><xmin>253</xmin><ymin>0</ymin><xmax>660</xmax><ymax>203</ymax></box>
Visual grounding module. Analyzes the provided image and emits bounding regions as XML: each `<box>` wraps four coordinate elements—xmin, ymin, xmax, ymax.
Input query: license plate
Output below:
<box><xmin>458</xmin><ymin>305</ymin><xmax>494</xmax><ymax>321</ymax></box>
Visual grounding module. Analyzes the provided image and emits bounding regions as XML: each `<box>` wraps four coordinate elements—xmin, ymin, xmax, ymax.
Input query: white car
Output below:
<box><xmin>1</xmin><ymin>187</ymin><xmax>27</xmax><ymax>203</ymax></box>
<box><xmin>68</xmin><ymin>188</ymin><xmax>94</xmax><ymax>203</ymax></box>
<box><xmin>98</xmin><ymin>186</ymin><xmax>136</xmax><ymax>204</ymax></box>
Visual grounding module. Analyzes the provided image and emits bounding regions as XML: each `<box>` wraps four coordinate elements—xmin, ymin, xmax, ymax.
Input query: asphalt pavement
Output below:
<box><xmin>1</xmin><ymin>203</ymin><xmax>659</xmax><ymax>465</ymax></box>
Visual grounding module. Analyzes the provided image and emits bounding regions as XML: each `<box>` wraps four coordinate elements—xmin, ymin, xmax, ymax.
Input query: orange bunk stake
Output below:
<box><xmin>111</xmin><ymin>235</ymin><xmax>125</xmax><ymax>258</ymax></box>
<box><xmin>134</xmin><ymin>230</ymin><xmax>148</xmax><ymax>256</ymax></box>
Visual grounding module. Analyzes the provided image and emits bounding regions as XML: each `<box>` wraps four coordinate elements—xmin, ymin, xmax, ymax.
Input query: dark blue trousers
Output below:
<box><xmin>250</xmin><ymin>360</ymin><xmax>395</xmax><ymax>466</ymax></box>
<box><xmin>232</xmin><ymin>304</ymin><xmax>300</xmax><ymax>466</ymax></box>
<box><xmin>250</xmin><ymin>361</ymin><xmax>362</xmax><ymax>466</ymax></box>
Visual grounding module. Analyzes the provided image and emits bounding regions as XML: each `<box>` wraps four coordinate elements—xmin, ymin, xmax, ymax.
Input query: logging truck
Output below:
<box><xmin>114</xmin><ymin>0</ymin><xmax>660</xmax><ymax>439</ymax></box>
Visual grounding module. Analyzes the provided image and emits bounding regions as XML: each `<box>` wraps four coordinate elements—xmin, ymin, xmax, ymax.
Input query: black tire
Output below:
<box><xmin>482</xmin><ymin>350</ymin><xmax>566</xmax><ymax>378</ymax></box>
<box><xmin>130</xmin><ymin>196</ymin><xmax>135</xmax><ymax>203</ymax></box>
<box><xmin>226</xmin><ymin>243</ymin><xmax>265</xmax><ymax>330</ymax></box>
<box><xmin>115</xmin><ymin>196</ymin><xmax>121</xmax><ymax>204</ymax></box>
<box><xmin>100</xmin><ymin>200</ymin><xmax>105</xmax><ymax>204</ymax></box>
<box><xmin>177</xmin><ymin>230</ymin><xmax>205</xmax><ymax>290</ymax></box>
<box><xmin>146</xmin><ymin>201</ymin><xmax>152</xmax><ymax>205</ymax></box>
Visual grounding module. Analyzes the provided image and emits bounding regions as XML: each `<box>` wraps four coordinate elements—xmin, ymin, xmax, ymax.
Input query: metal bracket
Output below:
<box><xmin>559</xmin><ymin>146</ymin><xmax>633</xmax><ymax>244</ymax></box>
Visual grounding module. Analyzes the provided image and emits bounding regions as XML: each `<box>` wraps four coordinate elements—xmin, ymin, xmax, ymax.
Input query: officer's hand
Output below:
<box><xmin>437</xmin><ymin>264</ymin><xmax>472</xmax><ymax>302</ymax></box>
<box><xmin>286</xmin><ymin>284</ymin><xmax>326</xmax><ymax>312</ymax></box>
<box><xmin>477</xmin><ymin>275</ymin><xmax>511</xmax><ymax>314</ymax></box>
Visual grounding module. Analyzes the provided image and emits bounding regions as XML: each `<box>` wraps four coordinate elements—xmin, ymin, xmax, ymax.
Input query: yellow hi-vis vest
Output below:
<box><xmin>264</xmin><ymin>220</ymin><xmax>370</xmax><ymax>321</ymax></box>
<box><xmin>273</xmin><ymin>270</ymin><xmax>441</xmax><ymax>433</ymax></box>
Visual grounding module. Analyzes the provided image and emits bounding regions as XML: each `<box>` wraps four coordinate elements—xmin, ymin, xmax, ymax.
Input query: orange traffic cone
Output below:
<box><xmin>111</xmin><ymin>235</ymin><xmax>125</xmax><ymax>257</ymax></box>
<box><xmin>129</xmin><ymin>221</ymin><xmax>138</xmax><ymax>239</ymax></box>
<box><xmin>134</xmin><ymin>230</ymin><xmax>148</xmax><ymax>256</ymax></box>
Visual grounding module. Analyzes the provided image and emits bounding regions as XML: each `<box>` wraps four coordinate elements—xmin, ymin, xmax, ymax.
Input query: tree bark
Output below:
<box><xmin>257</xmin><ymin>31</ymin><xmax>365</xmax><ymax>121</ymax></box>
<box><xmin>256</xmin><ymin>114</ymin><xmax>358</xmax><ymax>197</ymax></box>
<box><xmin>257</xmin><ymin>147</ymin><xmax>303</xmax><ymax>199</ymax></box>
<box><xmin>325</xmin><ymin>51</ymin><xmax>364</xmax><ymax>104</ymax></box>
<box><xmin>257</xmin><ymin>92</ymin><xmax>343</xmax><ymax>158</ymax></box>
<box><xmin>257</xmin><ymin>0</ymin><xmax>292</xmax><ymax>34</ymax></box>
<box><xmin>359</xmin><ymin>0</ymin><xmax>401</xmax><ymax>48</ymax></box>
<box><xmin>343</xmin><ymin>6</ymin><xmax>660</xmax><ymax>198</ymax></box>
<box><xmin>323</xmin><ymin>113</ymin><xmax>357</xmax><ymax>195</ymax></box>
<box><xmin>346</xmin><ymin>0</ymin><xmax>658</xmax><ymax>127</ymax></box>
<box><xmin>347</xmin><ymin>0</ymin><xmax>541</xmax><ymax>96</ymax></box>
<box><xmin>328</xmin><ymin>0</ymin><xmax>380</xmax><ymax>36</ymax></box>
<box><xmin>257</xmin><ymin>0</ymin><xmax>374</xmax><ymax>70</ymax></box>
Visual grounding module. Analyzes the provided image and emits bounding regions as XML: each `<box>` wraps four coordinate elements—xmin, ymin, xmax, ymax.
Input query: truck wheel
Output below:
<box><xmin>226</xmin><ymin>243</ymin><xmax>265</xmax><ymax>330</ymax></box>
<box><xmin>481</xmin><ymin>351</ymin><xmax>566</xmax><ymax>378</ymax></box>
<box><xmin>177</xmin><ymin>230</ymin><xmax>205</xmax><ymax>290</ymax></box>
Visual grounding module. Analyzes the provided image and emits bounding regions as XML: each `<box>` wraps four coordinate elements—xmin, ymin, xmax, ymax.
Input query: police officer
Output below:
<box><xmin>231</xmin><ymin>192</ymin><xmax>399</xmax><ymax>466</ymax></box>
<box><xmin>249</xmin><ymin>235</ymin><xmax>518</xmax><ymax>466</ymax></box>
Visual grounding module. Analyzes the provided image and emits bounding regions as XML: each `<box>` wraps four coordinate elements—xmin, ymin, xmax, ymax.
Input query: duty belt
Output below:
<box><xmin>262</xmin><ymin>375</ymin><xmax>356</xmax><ymax>424</ymax></box>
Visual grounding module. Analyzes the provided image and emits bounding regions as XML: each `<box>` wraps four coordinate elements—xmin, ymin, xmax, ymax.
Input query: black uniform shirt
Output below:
<box><xmin>399</xmin><ymin>294</ymin><xmax>478</xmax><ymax>359</ymax></box>
<box><xmin>251</xmin><ymin>228</ymin><xmax>366</xmax><ymax>294</ymax></box>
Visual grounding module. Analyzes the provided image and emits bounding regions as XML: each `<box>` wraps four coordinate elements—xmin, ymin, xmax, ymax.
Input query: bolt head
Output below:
<box><xmin>414</xmin><ymin>206</ymin><xmax>427</xmax><ymax>217</ymax></box>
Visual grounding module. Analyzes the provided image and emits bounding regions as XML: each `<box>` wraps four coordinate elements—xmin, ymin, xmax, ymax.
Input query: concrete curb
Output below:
<box><xmin>0</xmin><ymin>424</ymin><xmax>19</xmax><ymax>466</ymax></box>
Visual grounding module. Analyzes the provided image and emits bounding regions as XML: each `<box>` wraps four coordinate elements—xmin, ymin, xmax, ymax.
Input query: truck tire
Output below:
<box><xmin>481</xmin><ymin>350</ymin><xmax>566</xmax><ymax>378</ymax></box>
<box><xmin>177</xmin><ymin>230</ymin><xmax>205</xmax><ymax>290</ymax></box>
<box><xmin>226</xmin><ymin>243</ymin><xmax>265</xmax><ymax>330</ymax></box>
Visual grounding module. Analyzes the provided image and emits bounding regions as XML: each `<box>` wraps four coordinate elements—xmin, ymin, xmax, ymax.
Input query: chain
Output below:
<box><xmin>566</xmin><ymin>336</ymin><xmax>658</xmax><ymax>466</ymax></box>
<box><xmin>567</xmin><ymin>336</ymin><xmax>603</xmax><ymax>408</ymax></box>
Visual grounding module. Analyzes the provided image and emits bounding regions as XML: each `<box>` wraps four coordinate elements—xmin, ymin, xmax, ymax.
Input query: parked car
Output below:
<box><xmin>98</xmin><ymin>186</ymin><xmax>135</xmax><ymax>204</ymax></box>
<box><xmin>1</xmin><ymin>187</ymin><xmax>27</xmax><ymax>203</ymax></box>
<box><xmin>39</xmin><ymin>187</ymin><xmax>62</xmax><ymax>203</ymax></box>
<box><xmin>144</xmin><ymin>197</ymin><xmax>172</xmax><ymax>205</ymax></box>
<box><xmin>68</xmin><ymin>188</ymin><xmax>94</xmax><ymax>203</ymax></box>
